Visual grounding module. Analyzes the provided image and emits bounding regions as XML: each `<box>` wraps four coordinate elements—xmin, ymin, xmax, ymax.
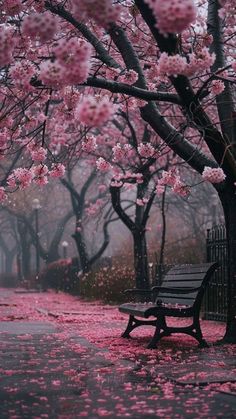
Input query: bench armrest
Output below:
<box><xmin>123</xmin><ymin>288</ymin><xmax>153</xmax><ymax>295</ymax></box>
<box><xmin>151</xmin><ymin>286</ymin><xmax>201</xmax><ymax>294</ymax></box>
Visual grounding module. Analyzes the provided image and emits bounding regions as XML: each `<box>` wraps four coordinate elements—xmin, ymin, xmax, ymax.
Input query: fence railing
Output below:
<box><xmin>203</xmin><ymin>224</ymin><xmax>228</xmax><ymax>322</ymax></box>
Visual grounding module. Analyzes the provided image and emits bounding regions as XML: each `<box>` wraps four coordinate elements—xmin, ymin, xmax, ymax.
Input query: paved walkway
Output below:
<box><xmin>0</xmin><ymin>288</ymin><xmax>236</xmax><ymax>418</ymax></box>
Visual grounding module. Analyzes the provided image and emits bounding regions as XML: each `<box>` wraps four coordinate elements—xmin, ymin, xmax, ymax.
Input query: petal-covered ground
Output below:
<box><xmin>0</xmin><ymin>288</ymin><xmax>236</xmax><ymax>418</ymax></box>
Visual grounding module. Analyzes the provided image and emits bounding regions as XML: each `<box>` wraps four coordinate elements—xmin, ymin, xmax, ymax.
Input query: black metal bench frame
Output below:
<box><xmin>119</xmin><ymin>262</ymin><xmax>218</xmax><ymax>349</ymax></box>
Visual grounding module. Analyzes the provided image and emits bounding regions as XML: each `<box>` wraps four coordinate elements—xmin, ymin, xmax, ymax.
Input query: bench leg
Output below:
<box><xmin>192</xmin><ymin>318</ymin><xmax>208</xmax><ymax>348</ymax></box>
<box><xmin>121</xmin><ymin>315</ymin><xmax>157</xmax><ymax>338</ymax></box>
<box><xmin>121</xmin><ymin>315</ymin><xmax>143</xmax><ymax>338</ymax></box>
<box><xmin>147</xmin><ymin>316</ymin><xmax>166</xmax><ymax>349</ymax></box>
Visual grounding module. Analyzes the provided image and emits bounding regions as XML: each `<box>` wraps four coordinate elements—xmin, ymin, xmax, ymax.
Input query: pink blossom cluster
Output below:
<box><xmin>218</xmin><ymin>0</ymin><xmax>236</xmax><ymax>25</ymax></box>
<box><xmin>22</xmin><ymin>11</ymin><xmax>59</xmax><ymax>43</ymax></box>
<box><xmin>159</xmin><ymin>169</ymin><xmax>177</xmax><ymax>187</ymax></box>
<box><xmin>110</xmin><ymin>171</ymin><xmax>144</xmax><ymax>188</ymax></box>
<box><xmin>32</xmin><ymin>165</ymin><xmax>49</xmax><ymax>185</ymax></box>
<box><xmin>40</xmin><ymin>38</ymin><xmax>91</xmax><ymax>88</ymax></box>
<box><xmin>156</xmin><ymin>169</ymin><xmax>190</xmax><ymax>197</ymax></box>
<box><xmin>7</xmin><ymin>163</ymin><xmax>66</xmax><ymax>190</ymax></box>
<box><xmin>144</xmin><ymin>0</ymin><xmax>197</xmax><ymax>35</ymax></box>
<box><xmin>136</xmin><ymin>197</ymin><xmax>149</xmax><ymax>206</ymax></box>
<box><xmin>1</xmin><ymin>0</ymin><xmax>23</xmax><ymax>16</ymax></box>
<box><xmin>8</xmin><ymin>168</ymin><xmax>33</xmax><ymax>189</ymax></box>
<box><xmin>96</xmin><ymin>157</ymin><xmax>111</xmax><ymax>172</ymax></box>
<box><xmin>0</xmin><ymin>186</ymin><xmax>6</xmax><ymax>201</ymax></box>
<box><xmin>0</xmin><ymin>129</ymin><xmax>9</xmax><ymax>154</ymax></box>
<box><xmin>50</xmin><ymin>163</ymin><xmax>65</xmax><ymax>178</ymax></box>
<box><xmin>27</xmin><ymin>142</ymin><xmax>47</xmax><ymax>162</ymax></box>
<box><xmin>138</xmin><ymin>142</ymin><xmax>155</xmax><ymax>158</ymax></box>
<box><xmin>158</xmin><ymin>53</ymin><xmax>187</xmax><ymax>77</ymax></box>
<box><xmin>158</xmin><ymin>49</ymin><xmax>215</xmax><ymax>78</ymax></box>
<box><xmin>202</xmin><ymin>166</ymin><xmax>226</xmax><ymax>184</ymax></box>
<box><xmin>0</xmin><ymin>25</ymin><xmax>16</xmax><ymax>67</ymax></box>
<box><xmin>172</xmin><ymin>179</ymin><xmax>190</xmax><ymax>197</ymax></box>
<box><xmin>82</xmin><ymin>136</ymin><xmax>97</xmax><ymax>153</ymax></box>
<box><xmin>86</xmin><ymin>199</ymin><xmax>104</xmax><ymax>216</ymax></box>
<box><xmin>119</xmin><ymin>70</ymin><xmax>139</xmax><ymax>85</ymax></box>
<box><xmin>187</xmin><ymin>48</ymin><xmax>216</xmax><ymax>75</ymax></box>
<box><xmin>210</xmin><ymin>80</ymin><xmax>225</xmax><ymax>95</ymax></box>
<box><xmin>9</xmin><ymin>61</ymin><xmax>36</xmax><ymax>91</ymax></box>
<box><xmin>76</xmin><ymin>96</ymin><xmax>116</xmax><ymax>127</ymax></box>
<box><xmin>39</xmin><ymin>61</ymin><xmax>65</xmax><ymax>89</ymax></box>
<box><xmin>53</xmin><ymin>38</ymin><xmax>91</xmax><ymax>85</ymax></box>
<box><xmin>31</xmin><ymin>147</ymin><xmax>47</xmax><ymax>162</ymax></box>
<box><xmin>71</xmin><ymin>0</ymin><xmax>121</xmax><ymax>28</ymax></box>
<box><xmin>231</xmin><ymin>62</ymin><xmax>236</xmax><ymax>73</ymax></box>
<box><xmin>112</xmin><ymin>143</ymin><xmax>125</xmax><ymax>162</ymax></box>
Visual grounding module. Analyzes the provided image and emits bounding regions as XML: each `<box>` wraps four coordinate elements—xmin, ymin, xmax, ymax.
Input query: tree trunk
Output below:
<box><xmin>21</xmin><ymin>241</ymin><xmax>31</xmax><ymax>278</ymax></box>
<box><xmin>72</xmin><ymin>231</ymin><xmax>90</xmax><ymax>273</ymax></box>
<box><xmin>219</xmin><ymin>185</ymin><xmax>236</xmax><ymax>343</ymax></box>
<box><xmin>46</xmin><ymin>248</ymin><xmax>60</xmax><ymax>264</ymax></box>
<box><xmin>133</xmin><ymin>230</ymin><xmax>150</xmax><ymax>290</ymax></box>
<box><xmin>5</xmin><ymin>252</ymin><xmax>14</xmax><ymax>274</ymax></box>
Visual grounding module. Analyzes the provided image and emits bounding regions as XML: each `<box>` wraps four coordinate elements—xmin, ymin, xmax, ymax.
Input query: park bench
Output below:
<box><xmin>119</xmin><ymin>262</ymin><xmax>218</xmax><ymax>349</ymax></box>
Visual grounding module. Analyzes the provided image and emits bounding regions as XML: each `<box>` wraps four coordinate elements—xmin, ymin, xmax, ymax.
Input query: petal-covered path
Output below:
<box><xmin>0</xmin><ymin>288</ymin><xmax>236</xmax><ymax>418</ymax></box>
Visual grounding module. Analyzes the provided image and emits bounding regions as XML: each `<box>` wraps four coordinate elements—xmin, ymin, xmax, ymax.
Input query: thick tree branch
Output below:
<box><xmin>141</xmin><ymin>102</ymin><xmax>218</xmax><ymax>174</ymax></box>
<box><xmin>110</xmin><ymin>185</ymin><xmax>136</xmax><ymax>231</ymax></box>
<box><xmin>135</xmin><ymin>0</ymin><xmax>236</xmax><ymax>177</ymax></box>
<box><xmin>207</xmin><ymin>0</ymin><xmax>236</xmax><ymax>147</ymax></box>
<box><xmin>85</xmin><ymin>77</ymin><xmax>182</xmax><ymax>104</ymax></box>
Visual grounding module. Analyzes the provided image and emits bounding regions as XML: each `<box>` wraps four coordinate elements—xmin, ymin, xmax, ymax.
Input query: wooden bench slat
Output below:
<box><xmin>160</xmin><ymin>280</ymin><xmax>205</xmax><ymax>288</ymax></box>
<box><xmin>163</xmin><ymin>273</ymin><xmax>209</xmax><ymax>281</ymax></box>
<box><xmin>157</xmin><ymin>297</ymin><xmax>195</xmax><ymax>306</ymax></box>
<box><xmin>167</xmin><ymin>265</ymin><xmax>214</xmax><ymax>274</ymax></box>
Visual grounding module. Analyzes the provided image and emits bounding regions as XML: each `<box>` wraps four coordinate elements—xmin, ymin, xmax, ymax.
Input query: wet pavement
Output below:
<box><xmin>0</xmin><ymin>288</ymin><xmax>236</xmax><ymax>418</ymax></box>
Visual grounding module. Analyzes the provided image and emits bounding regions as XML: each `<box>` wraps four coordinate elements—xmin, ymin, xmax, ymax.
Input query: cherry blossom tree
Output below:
<box><xmin>60</xmin><ymin>164</ymin><xmax>115</xmax><ymax>273</ymax></box>
<box><xmin>1</xmin><ymin>0</ymin><xmax>236</xmax><ymax>342</ymax></box>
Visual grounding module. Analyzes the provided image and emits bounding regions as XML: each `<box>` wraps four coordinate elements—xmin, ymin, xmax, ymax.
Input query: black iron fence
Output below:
<box><xmin>203</xmin><ymin>224</ymin><xmax>228</xmax><ymax>321</ymax></box>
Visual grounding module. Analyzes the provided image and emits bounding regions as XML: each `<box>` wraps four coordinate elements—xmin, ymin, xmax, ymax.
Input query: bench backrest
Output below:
<box><xmin>155</xmin><ymin>262</ymin><xmax>218</xmax><ymax>309</ymax></box>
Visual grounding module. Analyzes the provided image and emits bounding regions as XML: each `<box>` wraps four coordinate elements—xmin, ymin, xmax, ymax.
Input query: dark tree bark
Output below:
<box><xmin>132</xmin><ymin>229</ymin><xmax>149</xmax><ymax>289</ymax></box>
<box><xmin>219</xmin><ymin>184</ymin><xmax>236</xmax><ymax>342</ymax></box>
<box><xmin>61</xmin><ymin>173</ymin><xmax>111</xmax><ymax>274</ymax></box>
<box><xmin>17</xmin><ymin>219</ymin><xmax>31</xmax><ymax>278</ymax></box>
<box><xmin>110</xmin><ymin>183</ymin><xmax>155</xmax><ymax>289</ymax></box>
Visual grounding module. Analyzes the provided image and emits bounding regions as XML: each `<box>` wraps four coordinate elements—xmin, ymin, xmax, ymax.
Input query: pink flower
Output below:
<box><xmin>76</xmin><ymin>96</ymin><xmax>116</xmax><ymax>127</ymax></box>
<box><xmin>0</xmin><ymin>186</ymin><xmax>6</xmax><ymax>201</ymax></box>
<box><xmin>32</xmin><ymin>165</ymin><xmax>49</xmax><ymax>185</ymax></box>
<box><xmin>202</xmin><ymin>166</ymin><xmax>226</xmax><ymax>183</ymax></box>
<box><xmin>172</xmin><ymin>179</ymin><xmax>190</xmax><ymax>197</ymax></box>
<box><xmin>49</xmin><ymin>163</ymin><xmax>65</xmax><ymax>178</ymax></box>
<box><xmin>71</xmin><ymin>0</ymin><xmax>121</xmax><ymax>28</ymax></box>
<box><xmin>39</xmin><ymin>60</ymin><xmax>65</xmax><ymax>88</ymax></box>
<box><xmin>136</xmin><ymin>198</ymin><xmax>145</xmax><ymax>206</ymax></box>
<box><xmin>155</xmin><ymin>183</ymin><xmax>165</xmax><ymax>195</ymax></box>
<box><xmin>31</xmin><ymin>147</ymin><xmax>47</xmax><ymax>162</ymax></box>
<box><xmin>8</xmin><ymin>168</ymin><xmax>33</xmax><ymax>189</ymax></box>
<box><xmin>22</xmin><ymin>11</ymin><xmax>59</xmax><ymax>42</ymax></box>
<box><xmin>82</xmin><ymin>136</ymin><xmax>97</xmax><ymax>153</ymax></box>
<box><xmin>0</xmin><ymin>25</ymin><xmax>16</xmax><ymax>67</ymax></box>
<box><xmin>112</xmin><ymin>143</ymin><xmax>125</xmax><ymax>162</ymax></box>
<box><xmin>210</xmin><ymin>80</ymin><xmax>225</xmax><ymax>95</ymax></box>
<box><xmin>145</xmin><ymin>0</ymin><xmax>197</xmax><ymax>35</ymax></box>
<box><xmin>138</xmin><ymin>143</ymin><xmax>155</xmax><ymax>158</ymax></box>
<box><xmin>96</xmin><ymin>157</ymin><xmax>111</xmax><ymax>172</ymax></box>
<box><xmin>160</xmin><ymin>170</ymin><xmax>177</xmax><ymax>187</ymax></box>
<box><xmin>158</xmin><ymin>52</ymin><xmax>187</xmax><ymax>77</ymax></box>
